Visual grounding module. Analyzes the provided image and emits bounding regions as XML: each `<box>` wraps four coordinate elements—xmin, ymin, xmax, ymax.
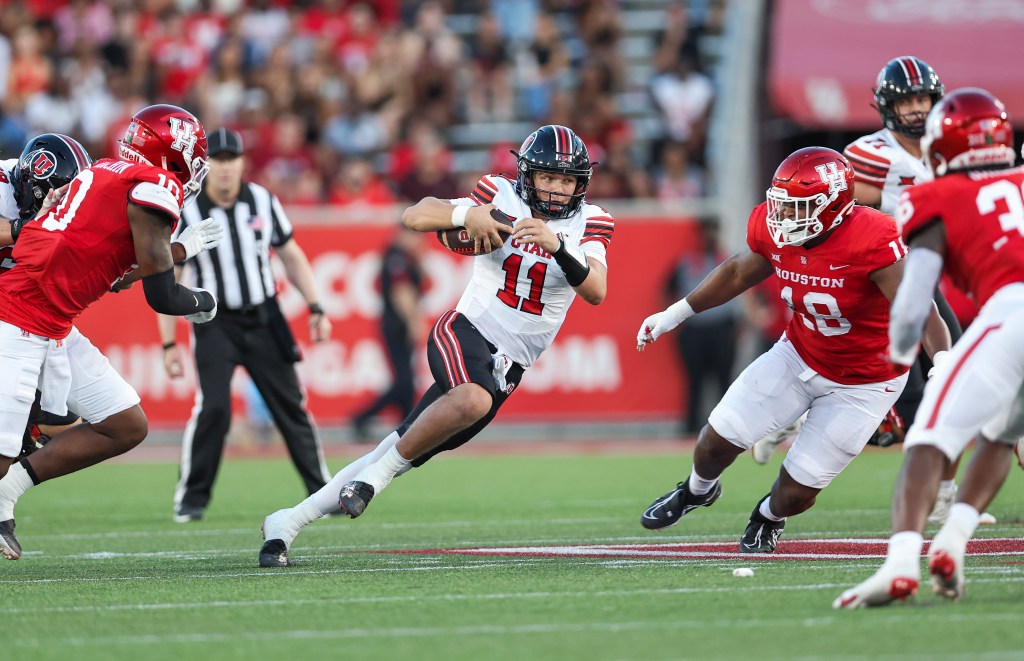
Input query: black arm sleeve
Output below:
<box><xmin>142</xmin><ymin>268</ymin><xmax>215</xmax><ymax>316</ymax></box>
<box><xmin>552</xmin><ymin>238</ymin><xmax>591</xmax><ymax>287</ymax></box>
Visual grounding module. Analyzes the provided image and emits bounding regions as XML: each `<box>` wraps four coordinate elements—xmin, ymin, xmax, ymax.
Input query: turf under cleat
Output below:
<box><xmin>0</xmin><ymin>519</ymin><xmax>21</xmax><ymax>560</ymax></box>
<box><xmin>338</xmin><ymin>481</ymin><xmax>375</xmax><ymax>519</ymax></box>
<box><xmin>739</xmin><ymin>504</ymin><xmax>785</xmax><ymax>553</ymax></box>
<box><xmin>640</xmin><ymin>479</ymin><xmax>722</xmax><ymax>530</ymax></box>
<box><xmin>833</xmin><ymin>568</ymin><xmax>919</xmax><ymax>609</ymax></box>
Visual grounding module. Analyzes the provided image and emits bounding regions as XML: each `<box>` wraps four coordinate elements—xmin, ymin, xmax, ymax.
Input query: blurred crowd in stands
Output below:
<box><xmin>0</xmin><ymin>0</ymin><xmax>724</xmax><ymax>207</ymax></box>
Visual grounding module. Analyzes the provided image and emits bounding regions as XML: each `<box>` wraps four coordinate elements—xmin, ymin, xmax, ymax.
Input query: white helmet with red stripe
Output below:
<box><xmin>14</xmin><ymin>133</ymin><xmax>92</xmax><ymax>219</ymax></box>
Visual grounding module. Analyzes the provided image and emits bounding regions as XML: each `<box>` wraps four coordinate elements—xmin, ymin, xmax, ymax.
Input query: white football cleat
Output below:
<box><xmin>928</xmin><ymin>526</ymin><xmax>968</xmax><ymax>602</ymax></box>
<box><xmin>927</xmin><ymin>482</ymin><xmax>957</xmax><ymax>524</ymax></box>
<box><xmin>752</xmin><ymin>415</ymin><xmax>805</xmax><ymax>465</ymax></box>
<box><xmin>833</xmin><ymin>566</ymin><xmax>919</xmax><ymax>609</ymax></box>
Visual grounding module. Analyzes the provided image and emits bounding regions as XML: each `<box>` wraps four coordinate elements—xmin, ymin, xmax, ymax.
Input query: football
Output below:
<box><xmin>437</xmin><ymin>208</ymin><xmax>515</xmax><ymax>256</ymax></box>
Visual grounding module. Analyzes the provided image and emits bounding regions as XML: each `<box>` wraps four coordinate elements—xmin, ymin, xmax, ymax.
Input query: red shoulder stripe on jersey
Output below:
<box><xmin>471</xmin><ymin>178</ymin><xmax>498</xmax><ymax>204</ymax></box>
<box><xmin>581</xmin><ymin>236</ymin><xmax>611</xmax><ymax>247</ymax></box>
<box><xmin>853</xmin><ymin>171</ymin><xmax>886</xmax><ymax>185</ymax></box>
<box><xmin>584</xmin><ymin>228</ymin><xmax>613</xmax><ymax>237</ymax></box>
<box><xmin>586</xmin><ymin>216</ymin><xmax>615</xmax><ymax>224</ymax></box>
<box><xmin>846</xmin><ymin>155</ymin><xmax>889</xmax><ymax>178</ymax></box>
<box><xmin>845</xmin><ymin>144</ymin><xmax>891</xmax><ymax>166</ymax></box>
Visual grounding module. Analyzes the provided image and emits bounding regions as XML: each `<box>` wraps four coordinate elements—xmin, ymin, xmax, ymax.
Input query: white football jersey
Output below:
<box><xmin>450</xmin><ymin>174</ymin><xmax>613</xmax><ymax>367</ymax></box>
<box><xmin>0</xmin><ymin>158</ymin><xmax>20</xmax><ymax>221</ymax></box>
<box><xmin>844</xmin><ymin>129</ymin><xmax>931</xmax><ymax>216</ymax></box>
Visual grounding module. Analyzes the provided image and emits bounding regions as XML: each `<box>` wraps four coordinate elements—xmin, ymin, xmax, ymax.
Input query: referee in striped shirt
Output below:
<box><xmin>157</xmin><ymin>128</ymin><xmax>332</xmax><ymax>523</ymax></box>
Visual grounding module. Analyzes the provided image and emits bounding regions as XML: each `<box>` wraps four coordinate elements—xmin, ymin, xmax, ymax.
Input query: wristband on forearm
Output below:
<box><xmin>142</xmin><ymin>268</ymin><xmax>215</xmax><ymax>316</ymax></box>
<box><xmin>451</xmin><ymin>204</ymin><xmax>469</xmax><ymax>228</ymax></box>
<box><xmin>552</xmin><ymin>236</ymin><xmax>591</xmax><ymax>287</ymax></box>
<box><xmin>9</xmin><ymin>217</ymin><xmax>27</xmax><ymax>244</ymax></box>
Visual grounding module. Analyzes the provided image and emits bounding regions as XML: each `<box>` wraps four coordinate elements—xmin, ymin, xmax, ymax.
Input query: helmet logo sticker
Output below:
<box><xmin>814</xmin><ymin>162</ymin><xmax>847</xmax><ymax>196</ymax></box>
<box><xmin>168</xmin><ymin>117</ymin><xmax>197</xmax><ymax>165</ymax></box>
<box><xmin>29</xmin><ymin>150</ymin><xmax>57</xmax><ymax>179</ymax></box>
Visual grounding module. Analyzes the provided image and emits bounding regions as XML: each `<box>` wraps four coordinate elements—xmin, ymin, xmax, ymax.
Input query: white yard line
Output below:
<box><xmin>9</xmin><ymin>611</ymin><xmax>1024</xmax><ymax>648</ymax></box>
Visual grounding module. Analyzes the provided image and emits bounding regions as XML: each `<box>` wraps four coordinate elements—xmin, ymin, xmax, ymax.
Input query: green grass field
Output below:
<box><xmin>4</xmin><ymin>444</ymin><xmax>1024</xmax><ymax>660</ymax></box>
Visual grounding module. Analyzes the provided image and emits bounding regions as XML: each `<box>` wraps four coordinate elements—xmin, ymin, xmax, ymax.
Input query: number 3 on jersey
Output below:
<box><xmin>781</xmin><ymin>286</ymin><xmax>852</xmax><ymax>336</ymax></box>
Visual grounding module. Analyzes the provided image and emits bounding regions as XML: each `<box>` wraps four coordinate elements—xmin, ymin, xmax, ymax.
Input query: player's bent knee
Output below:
<box><xmin>447</xmin><ymin>383</ymin><xmax>493</xmax><ymax>425</ymax></box>
<box><xmin>100</xmin><ymin>406</ymin><xmax>149</xmax><ymax>450</ymax></box>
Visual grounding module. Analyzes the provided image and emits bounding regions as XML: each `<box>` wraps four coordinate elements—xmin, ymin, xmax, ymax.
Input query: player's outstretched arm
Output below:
<box><xmin>403</xmin><ymin>198</ymin><xmax>512</xmax><ymax>253</ymax></box>
<box><xmin>128</xmin><ymin>205</ymin><xmax>217</xmax><ymax>322</ymax></box>
<box><xmin>638</xmin><ymin>249</ymin><xmax>773</xmax><ymax>350</ymax></box>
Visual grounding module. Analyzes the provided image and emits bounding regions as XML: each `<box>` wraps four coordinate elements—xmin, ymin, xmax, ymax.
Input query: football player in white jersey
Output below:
<box><xmin>845</xmin><ymin>57</ymin><xmax>994</xmax><ymax>525</ymax></box>
<box><xmin>843</xmin><ymin>56</ymin><xmax>943</xmax><ymax>215</ymax></box>
<box><xmin>258</xmin><ymin>125</ymin><xmax>613</xmax><ymax>567</ymax></box>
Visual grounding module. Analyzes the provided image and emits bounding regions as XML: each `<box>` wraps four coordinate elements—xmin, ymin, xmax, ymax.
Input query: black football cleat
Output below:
<box><xmin>739</xmin><ymin>497</ymin><xmax>786</xmax><ymax>553</ymax></box>
<box><xmin>0</xmin><ymin>519</ymin><xmax>22</xmax><ymax>560</ymax></box>
<box><xmin>338</xmin><ymin>481</ymin><xmax>375</xmax><ymax>519</ymax></box>
<box><xmin>259</xmin><ymin>539</ymin><xmax>290</xmax><ymax>568</ymax></box>
<box><xmin>641</xmin><ymin>479</ymin><xmax>722</xmax><ymax>530</ymax></box>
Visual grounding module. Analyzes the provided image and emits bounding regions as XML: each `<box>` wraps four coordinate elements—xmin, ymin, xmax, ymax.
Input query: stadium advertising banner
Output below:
<box><xmin>769</xmin><ymin>0</ymin><xmax>1023</xmax><ymax>128</ymax></box>
<box><xmin>76</xmin><ymin>217</ymin><xmax>701</xmax><ymax>428</ymax></box>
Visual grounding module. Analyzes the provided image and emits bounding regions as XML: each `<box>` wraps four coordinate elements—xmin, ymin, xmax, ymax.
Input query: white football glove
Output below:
<box><xmin>927</xmin><ymin>350</ymin><xmax>950</xmax><ymax>378</ymax></box>
<box><xmin>175</xmin><ymin>218</ymin><xmax>224</xmax><ymax>261</ymax></box>
<box><xmin>184</xmin><ymin>287</ymin><xmax>217</xmax><ymax>323</ymax></box>
<box><xmin>636</xmin><ymin>299</ymin><xmax>695</xmax><ymax>351</ymax></box>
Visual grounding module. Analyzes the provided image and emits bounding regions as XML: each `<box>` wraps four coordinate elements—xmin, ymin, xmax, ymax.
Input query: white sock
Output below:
<box><xmin>944</xmin><ymin>503</ymin><xmax>981</xmax><ymax>539</ymax></box>
<box><xmin>937</xmin><ymin>479</ymin><xmax>956</xmax><ymax>494</ymax></box>
<box><xmin>759</xmin><ymin>496</ymin><xmax>786</xmax><ymax>522</ymax></box>
<box><xmin>309</xmin><ymin>432</ymin><xmax>403</xmax><ymax>513</ymax></box>
<box><xmin>885</xmin><ymin>530</ymin><xmax>924</xmax><ymax>574</ymax></box>
<box><xmin>0</xmin><ymin>463</ymin><xmax>35</xmax><ymax>520</ymax></box>
<box><xmin>687</xmin><ymin>468</ymin><xmax>718</xmax><ymax>496</ymax></box>
<box><xmin>354</xmin><ymin>445</ymin><xmax>411</xmax><ymax>494</ymax></box>
<box><xmin>291</xmin><ymin>497</ymin><xmax>325</xmax><ymax>528</ymax></box>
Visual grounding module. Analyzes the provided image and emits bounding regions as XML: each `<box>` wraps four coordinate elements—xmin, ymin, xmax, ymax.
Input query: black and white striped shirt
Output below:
<box><xmin>173</xmin><ymin>182</ymin><xmax>293</xmax><ymax>310</ymax></box>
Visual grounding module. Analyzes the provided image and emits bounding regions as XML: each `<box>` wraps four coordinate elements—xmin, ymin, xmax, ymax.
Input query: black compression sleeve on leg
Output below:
<box><xmin>552</xmin><ymin>237</ymin><xmax>591</xmax><ymax>287</ymax></box>
<box><xmin>142</xmin><ymin>268</ymin><xmax>215</xmax><ymax>316</ymax></box>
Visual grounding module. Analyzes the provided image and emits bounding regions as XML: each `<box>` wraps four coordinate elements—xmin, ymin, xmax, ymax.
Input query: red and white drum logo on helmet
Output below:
<box><xmin>30</xmin><ymin>150</ymin><xmax>57</xmax><ymax>178</ymax></box>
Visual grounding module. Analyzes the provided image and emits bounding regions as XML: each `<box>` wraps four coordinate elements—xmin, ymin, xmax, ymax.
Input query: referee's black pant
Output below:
<box><xmin>174</xmin><ymin>304</ymin><xmax>329</xmax><ymax>512</ymax></box>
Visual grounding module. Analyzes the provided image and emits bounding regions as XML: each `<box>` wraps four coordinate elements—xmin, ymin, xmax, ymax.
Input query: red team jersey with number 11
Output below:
<box><xmin>746</xmin><ymin>202</ymin><xmax>909</xmax><ymax>385</ymax></box>
<box><xmin>898</xmin><ymin>167</ymin><xmax>1024</xmax><ymax>307</ymax></box>
<box><xmin>0</xmin><ymin>159</ymin><xmax>184</xmax><ymax>339</ymax></box>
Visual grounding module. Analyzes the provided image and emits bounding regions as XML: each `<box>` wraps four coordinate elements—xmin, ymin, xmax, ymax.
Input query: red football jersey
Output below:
<box><xmin>898</xmin><ymin>167</ymin><xmax>1024</xmax><ymax>308</ymax></box>
<box><xmin>747</xmin><ymin>202</ymin><xmax>909</xmax><ymax>384</ymax></box>
<box><xmin>0</xmin><ymin>159</ymin><xmax>183</xmax><ymax>339</ymax></box>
